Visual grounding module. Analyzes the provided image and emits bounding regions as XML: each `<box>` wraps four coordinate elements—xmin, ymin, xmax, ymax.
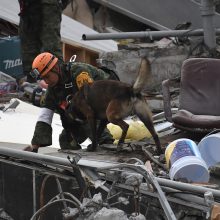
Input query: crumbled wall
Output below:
<box><xmin>99</xmin><ymin>44</ymin><xmax>189</xmax><ymax>93</ymax></box>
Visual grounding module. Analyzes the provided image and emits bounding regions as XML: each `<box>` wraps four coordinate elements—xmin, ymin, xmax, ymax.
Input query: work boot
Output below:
<box><xmin>98</xmin><ymin>129</ymin><xmax>114</xmax><ymax>145</ymax></box>
<box><xmin>59</xmin><ymin>129</ymin><xmax>81</xmax><ymax>150</ymax></box>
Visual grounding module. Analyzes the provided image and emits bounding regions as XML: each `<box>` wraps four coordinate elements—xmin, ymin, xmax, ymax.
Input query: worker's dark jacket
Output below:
<box><xmin>31</xmin><ymin>62</ymin><xmax>116</xmax><ymax>147</ymax></box>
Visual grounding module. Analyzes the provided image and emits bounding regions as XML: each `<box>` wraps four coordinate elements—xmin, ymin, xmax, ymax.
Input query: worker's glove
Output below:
<box><xmin>23</xmin><ymin>145</ymin><xmax>38</xmax><ymax>153</ymax></box>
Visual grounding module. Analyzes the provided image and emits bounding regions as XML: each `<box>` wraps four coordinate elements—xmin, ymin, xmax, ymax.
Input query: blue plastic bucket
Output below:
<box><xmin>198</xmin><ymin>132</ymin><xmax>220</xmax><ymax>167</ymax></box>
<box><xmin>165</xmin><ymin>138</ymin><xmax>209</xmax><ymax>182</ymax></box>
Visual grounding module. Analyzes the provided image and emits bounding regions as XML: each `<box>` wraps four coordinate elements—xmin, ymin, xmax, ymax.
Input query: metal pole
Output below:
<box><xmin>32</xmin><ymin>170</ymin><xmax>37</xmax><ymax>214</ymax></box>
<box><xmin>201</xmin><ymin>0</ymin><xmax>216</xmax><ymax>50</ymax></box>
<box><xmin>156</xmin><ymin>177</ymin><xmax>220</xmax><ymax>198</ymax></box>
<box><xmin>82</xmin><ymin>29</ymin><xmax>220</xmax><ymax>41</ymax></box>
<box><xmin>0</xmin><ymin>147</ymin><xmax>71</xmax><ymax>168</ymax></box>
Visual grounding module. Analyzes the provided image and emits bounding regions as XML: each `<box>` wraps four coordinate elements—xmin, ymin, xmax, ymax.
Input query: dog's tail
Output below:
<box><xmin>133</xmin><ymin>58</ymin><xmax>151</xmax><ymax>94</ymax></box>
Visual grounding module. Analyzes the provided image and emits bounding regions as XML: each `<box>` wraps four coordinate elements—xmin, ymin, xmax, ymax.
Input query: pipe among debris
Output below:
<box><xmin>0</xmin><ymin>146</ymin><xmax>71</xmax><ymax>169</ymax></box>
<box><xmin>97</xmin><ymin>164</ymin><xmax>177</xmax><ymax>220</ymax></box>
<box><xmin>30</xmin><ymin>198</ymin><xmax>81</xmax><ymax>220</ymax></box>
<box><xmin>82</xmin><ymin>28</ymin><xmax>220</xmax><ymax>41</ymax></box>
<box><xmin>156</xmin><ymin>177</ymin><xmax>220</xmax><ymax>198</ymax></box>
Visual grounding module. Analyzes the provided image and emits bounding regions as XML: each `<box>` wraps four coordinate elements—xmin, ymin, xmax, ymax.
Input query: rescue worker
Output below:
<box><xmin>24</xmin><ymin>52</ymin><xmax>118</xmax><ymax>153</ymax></box>
<box><xmin>18</xmin><ymin>0</ymin><xmax>69</xmax><ymax>83</ymax></box>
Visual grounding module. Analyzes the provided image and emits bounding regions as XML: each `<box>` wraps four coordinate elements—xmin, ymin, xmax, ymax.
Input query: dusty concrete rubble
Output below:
<box><xmin>0</xmin><ymin>134</ymin><xmax>220</xmax><ymax>219</ymax></box>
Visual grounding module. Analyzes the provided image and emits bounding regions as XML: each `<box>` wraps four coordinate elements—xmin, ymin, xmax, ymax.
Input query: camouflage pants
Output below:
<box><xmin>19</xmin><ymin>1</ymin><xmax>62</xmax><ymax>82</ymax></box>
<box><xmin>59</xmin><ymin>122</ymin><xmax>114</xmax><ymax>150</ymax></box>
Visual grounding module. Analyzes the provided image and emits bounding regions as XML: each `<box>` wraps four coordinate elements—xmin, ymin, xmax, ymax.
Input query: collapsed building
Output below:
<box><xmin>1</xmin><ymin>0</ymin><xmax>220</xmax><ymax>220</ymax></box>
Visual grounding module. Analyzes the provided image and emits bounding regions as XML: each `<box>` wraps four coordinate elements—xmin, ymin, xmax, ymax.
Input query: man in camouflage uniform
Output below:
<box><xmin>24</xmin><ymin>52</ymin><xmax>118</xmax><ymax>153</ymax></box>
<box><xmin>18</xmin><ymin>0</ymin><xmax>68</xmax><ymax>83</ymax></box>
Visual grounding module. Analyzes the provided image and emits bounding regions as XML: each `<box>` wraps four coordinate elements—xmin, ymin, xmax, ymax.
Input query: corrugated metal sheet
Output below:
<box><xmin>94</xmin><ymin>0</ymin><xmax>220</xmax><ymax>30</ymax></box>
<box><xmin>0</xmin><ymin>0</ymin><xmax>118</xmax><ymax>52</ymax></box>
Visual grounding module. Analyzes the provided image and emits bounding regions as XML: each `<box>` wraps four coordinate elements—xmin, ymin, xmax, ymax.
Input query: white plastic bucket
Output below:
<box><xmin>198</xmin><ymin>132</ymin><xmax>220</xmax><ymax>167</ymax></box>
<box><xmin>165</xmin><ymin>138</ymin><xmax>209</xmax><ymax>182</ymax></box>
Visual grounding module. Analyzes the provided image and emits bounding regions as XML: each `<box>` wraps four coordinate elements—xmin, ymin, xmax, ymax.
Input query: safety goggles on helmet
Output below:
<box><xmin>30</xmin><ymin>68</ymin><xmax>41</xmax><ymax>79</ymax></box>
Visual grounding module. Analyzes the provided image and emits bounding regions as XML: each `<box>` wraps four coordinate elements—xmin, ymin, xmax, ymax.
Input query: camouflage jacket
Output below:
<box><xmin>18</xmin><ymin>0</ymin><xmax>68</xmax><ymax>16</ymax></box>
<box><xmin>31</xmin><ymin>62</ymin><xmax>111</xmax><ymax>146</ymax></box>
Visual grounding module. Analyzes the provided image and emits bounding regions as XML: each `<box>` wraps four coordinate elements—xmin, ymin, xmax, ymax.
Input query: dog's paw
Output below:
<box><xmin>116</xmin><ymin>143</ymin><xmax>124</xmax><ymax>152</ymax></box>
<box><xmin>156</xmin><ymin>147</ymin><xmax>164</xmax><ymax>155</ymax></box>
<box><xmin>86</xmin><ymin>144</ymin><xmax>96</xmax><ymax>152</ymax></box>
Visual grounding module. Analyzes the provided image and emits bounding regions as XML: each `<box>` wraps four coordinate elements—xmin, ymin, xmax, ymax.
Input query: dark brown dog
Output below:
<box><xmin>69</xmin><ymin>58</ymin><xmax>162</xmax><ymax>154</ymax></box>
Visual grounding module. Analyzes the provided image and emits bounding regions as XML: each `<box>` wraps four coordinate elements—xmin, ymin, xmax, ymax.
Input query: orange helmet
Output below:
<box><xmin>32</xmin><ymin>52</ymin><xmax>58</xmax><ymax>78</ymax></box>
